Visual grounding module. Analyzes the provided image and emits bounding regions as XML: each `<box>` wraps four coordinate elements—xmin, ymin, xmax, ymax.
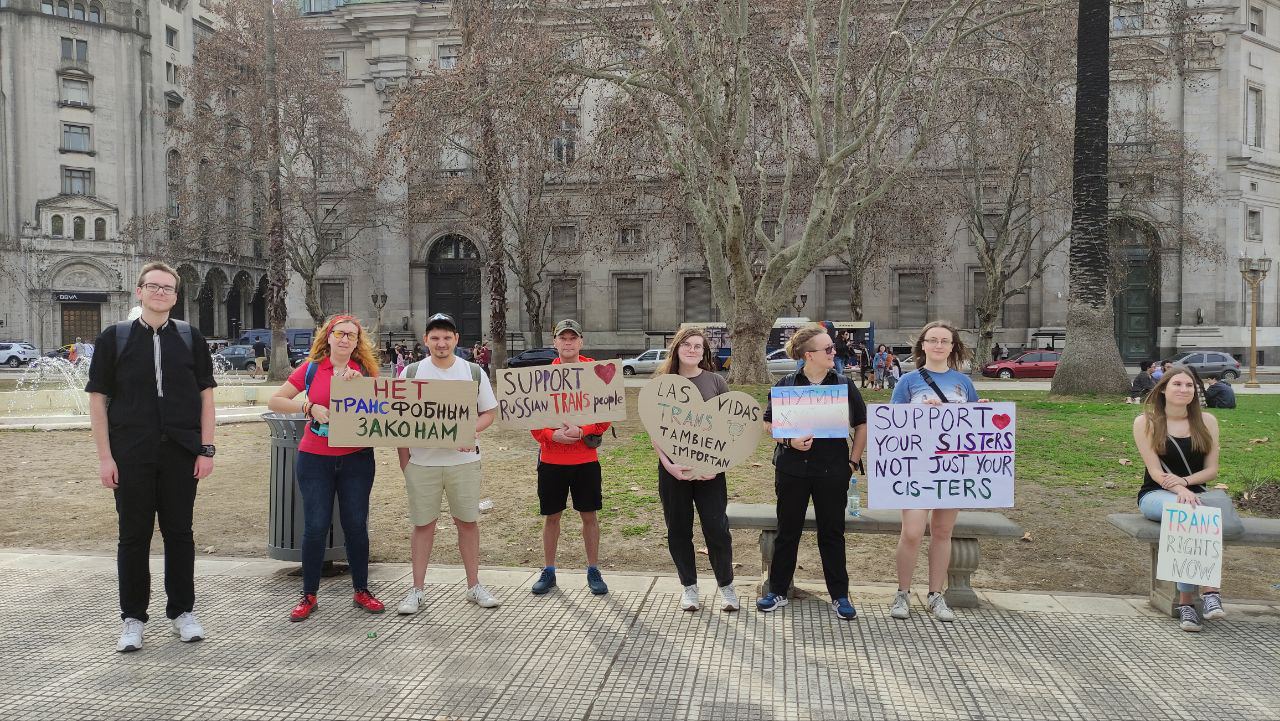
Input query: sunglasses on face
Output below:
<box><xmin>330</xmin><ymin>330</ymin><xmax>358</xmax><ymax>341</ymax></box>
<box><xmin>807</xmin><ymin>345</ymin><xmax>836</xmax><ymax>355</ymax></box>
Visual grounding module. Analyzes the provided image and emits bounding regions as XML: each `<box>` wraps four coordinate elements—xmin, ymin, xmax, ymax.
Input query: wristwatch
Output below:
<box><xmin>199</xmin><ymin>445</ymin><xmax>217</xmax><ymax>458</ymax></box>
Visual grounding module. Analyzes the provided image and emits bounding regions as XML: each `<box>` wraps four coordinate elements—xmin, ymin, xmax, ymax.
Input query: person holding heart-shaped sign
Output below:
<box><xmin>650</xmin><ymin>327</ymin><xmax>741</xmax><ymax>613</ymax></box>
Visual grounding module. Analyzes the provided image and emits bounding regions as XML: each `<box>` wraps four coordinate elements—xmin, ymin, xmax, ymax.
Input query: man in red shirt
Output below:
<box><xmin>529</xmin><ymin>319</ymin><xmax>611</xmax><ymax>595</ymax></box>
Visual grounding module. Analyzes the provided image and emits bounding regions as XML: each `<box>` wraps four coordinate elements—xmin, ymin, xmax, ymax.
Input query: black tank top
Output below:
<box><xmin>1138</xmin><ymin>435</ymin><xmax>1207</xmax><ymax>500</ymax></box>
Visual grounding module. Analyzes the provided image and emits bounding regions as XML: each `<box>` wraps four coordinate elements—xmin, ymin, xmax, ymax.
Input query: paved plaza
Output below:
<box><xmin>1</xmin><ymin>550</ymin><xmax>1278</xmax><ymax>721</ymax></box>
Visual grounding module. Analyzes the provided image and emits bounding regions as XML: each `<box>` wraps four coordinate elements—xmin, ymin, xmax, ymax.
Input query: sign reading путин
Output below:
<box><xmin>866</xmin><ymin>402</ymin><xmax>1016</xmax><ymax>509</ymax></box>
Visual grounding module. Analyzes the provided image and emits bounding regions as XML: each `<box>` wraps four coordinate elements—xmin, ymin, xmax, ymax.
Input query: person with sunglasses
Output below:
<box><xmin>757</xmin><ymin>323</ymin><xmax>868</xmax><ymax>620</ymax></box>
<box><xmin>268</xmin><ymin>314</ymin><xmax>386</xmax><ymax>622</ymax></box>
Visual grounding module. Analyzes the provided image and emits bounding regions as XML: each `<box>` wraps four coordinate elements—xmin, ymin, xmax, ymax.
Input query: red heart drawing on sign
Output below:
<box><xmin>594</xmin><ymin>363</ymin><xmax>617</xmax><ymax>384</ymax></box>
<box><xmin>992</xmin><ymin>414</ymin><xmax>1011</xmax><ymax>430</ymax></box>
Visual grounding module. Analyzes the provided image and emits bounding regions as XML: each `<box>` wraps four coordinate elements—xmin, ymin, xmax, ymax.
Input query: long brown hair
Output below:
<box><xmin>1143</xmin><ymin>366</ymin><xmax>1212</xmax><ymax>454</ymax></box>
<box><xmin>305</xmin><ymin>314</ymin><xmax>381</xmax><ymax>377</ymax></box>
<box><xmin>784</xmin><ymin>323</ymin><xmax>828</xmax><ymax>360</ymax></box>
<box><xmin>657</xmin><ymin>327</ymin><xmax>715</xmax><ymax>375</ymax></box>
<box><xmin>910</xmin><ymin>320</ymin><xmax>971</xmax><ymax>370</ymax></box>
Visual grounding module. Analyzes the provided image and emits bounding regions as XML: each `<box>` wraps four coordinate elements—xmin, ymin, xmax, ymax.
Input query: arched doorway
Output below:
<box><xmin>1111</xmin><ymin>220</ymin><xmax>1159</xmax><ymax>363</ymax></box>
<box><xmin>427</xmin><ymin>234</ymin><xmax>482</xmax><ymax>347</ymax></box>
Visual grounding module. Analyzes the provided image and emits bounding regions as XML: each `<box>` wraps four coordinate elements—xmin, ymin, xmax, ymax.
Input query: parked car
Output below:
<box><xmin>216</xmin><ymin>345</ymin><xmax>262</xmax><ymax>371</ymax></box>
<box><xmin>45</xmin><ymin>344</ymin><xmax>74</xmax><ymax>360</ymax></box>
<box><xmin>622</xmin><ymin>349</ymin><xmax>668</xmax><ymax>375</ymax></box>
<box><xmin>1173</xmin><ymin>351</ymin><xmax>1240</xmax><ymax>380</ymax></box>
<box><xmin>767</xmin><ymin>348</ymin><xmax>798</xmax><ymax>374</ymax></box>
<box><xmin>506</xmin><ymin>347</ymin><xmax>558</xmax><ymax>368</ymax></box>
<box><xmin>0</xmin><ymin>341</ymin><xmax>39</xmax><ymax>368</ymax></box>
<box><xmin>982</xmin><ymin>350</ymin><xmax>1061</xmax><ymax>379</ymax></box>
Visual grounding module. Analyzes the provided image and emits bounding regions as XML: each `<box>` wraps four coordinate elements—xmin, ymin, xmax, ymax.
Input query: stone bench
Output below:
<box><xmin>1107</xmin><ymin>513</ymin><xmax>1280</xmax><ymax>617</ymax></box>
<box><xmin>725</xmin><ymin>503</ymin><xmax>1023</xmax><ymax>608</ymax></box>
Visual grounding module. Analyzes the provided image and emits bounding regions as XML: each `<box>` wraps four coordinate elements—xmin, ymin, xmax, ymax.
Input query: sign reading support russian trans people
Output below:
<box><xmin>769</xmin><ymin>385</ymin><xmax>850</xmax><ymax>439</ymax></box>
<box><xmin>638</xmin><ymin>374</ymin><xmax>764</xmax><ymax>476</ymax></box>
<box><xmin>327</xmin><ymin>377</ymin><xmax>478</xmax><ymax>448</ymax></box>
<box><xmin>866</xmin><ymin>402</ymin><xmax>1016</xmax><ymax>509</ymax></box>
<box><xmin>494</xmin><ymin>360</ymin><xmax>627</xmax><ymax>429</ymax></box>
<box><xmin>1156</xmin><ymin>503</ymin><xmax>1223</xmax><ymax>588</ymax></box>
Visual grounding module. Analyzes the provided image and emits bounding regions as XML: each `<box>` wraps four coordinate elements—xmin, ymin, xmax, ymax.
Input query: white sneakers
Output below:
<box><xmin>719</xmin><ymin>584</ymin><xmax>740</xmax><ymax>612</ymax></box>
<box><xmin>171</xmin><ymin>612</ymin><xmax>205</xmax><ymax>642</ymax></box>
<box><xmin>681</xmin><ymin>585</ymin><xmax>700</xmax><ymax>611</ymax></box>
<box><xmin>116</xmin><ymin>618</ymin><xmax>145</xmax><ymax>653</ymax></box>
<box><xmin>890</xmin><ymin>591</ymin><xmax>911</xmax><ymax>620</ymax></box>
<box><xmin>926</xmin><ymin>592</ymin><xmax>956</xmax><ymax>622</ymax></box>
<box><xmin>397</xmin><ymin>587</ymin><xmax>425</xmax><ymax>615</ymax></box>
<box><xmin>466</xmin><ymin>584</ymin><xmax>500</xmax><ymax>609</ymax></box>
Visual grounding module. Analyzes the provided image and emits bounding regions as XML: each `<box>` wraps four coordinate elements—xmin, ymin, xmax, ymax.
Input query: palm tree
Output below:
<box><xmin>1051</xmin><ymin>0</ymin><xmax>1130</xmax><ymax>396</ymax></box>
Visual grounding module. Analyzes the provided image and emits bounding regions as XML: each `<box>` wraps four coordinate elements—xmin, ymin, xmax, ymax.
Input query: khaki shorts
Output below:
<box><xmin>404</xmin><ymin>461</ymin><xmax>482</xmax><ymax>525</ymax></box>
<box><xmin>254</xmin><ymin>357</ymin><xmax>267</xmax><ymax>372</ymax></box>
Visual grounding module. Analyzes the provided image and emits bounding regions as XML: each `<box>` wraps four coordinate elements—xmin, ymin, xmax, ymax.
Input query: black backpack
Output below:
<box><xmin>114</xmin><ymin>319</ymin><xmax>193</xmax><ymax>360</ymax></box>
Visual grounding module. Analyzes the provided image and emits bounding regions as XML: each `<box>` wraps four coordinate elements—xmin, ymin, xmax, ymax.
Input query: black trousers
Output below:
<box><xmin>113</xmin><ymin>439</ymin><xmax>199</xmax><ymax>622</ymax></box>
<box><xmin>767</xmin><ymin>469</ymin><xmax>848</xmax><ymax>600</ymax></box>
<box><xmin>657</xmin><ymin>465</ymin><xmax>734</xmax><ymax>587</ymax></box>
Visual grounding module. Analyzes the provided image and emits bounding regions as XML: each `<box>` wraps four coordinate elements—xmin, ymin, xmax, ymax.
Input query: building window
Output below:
<box><xmin>319</xmin><ymin>281</ymin><xmax>347</xmax><ymax>316</ymax></box>
<box><xmin>62</xmin><ymin>123</ymin><xmax>91</xmax><ymax>152</ymax></box>
<box><xmin>1247</xmin><ymin>209</ymin><xmax>1263</xmax><ymax>240</ymax></box>
<box><xmin>1246</xmin><ymin>87</ymin><xmax>1264</xmax><ymax>147</ymax></box>
<box><xmin>552</xmin><ymin>224</ymin><xmax>577</xmax><ymax>250</ymax></box>
<box><xmin>57</xmin><ymin>0</ymin><xmax>68</xmax><ymax>16</ymax></box>
<box><xmin>683</xmin><ymin>276</ymin><xmax>716</xmax><ymax>323</ymax></box>
<box><xmin>896</xmin><ymin>272</ymin><xmax>929</xmax><ymax>330</ymax></box>
<box><xmin>94</xmin><ymin>217</ymin><xmax>106</xmax><ymax>240</ymax></box>
<box><xmin>1250</xmin><ymin>5</ymin><xmax>1264</xmax><ymax>34</ymax></box>
<box><xmin>166</xmin><ymin>62</ymin><xmax>178</xmax><ymax>84</ymax></box>
<box><xmin>89</xmin><ymin>3</ymin><xmax>101</xmax><ymax>22</ymax></box>
<box><xmin>618</xmin><ymin>226</ymin><xmax>642</xmax><ymax>251</ymax></box>
<box><xmin>72</xmin><ymin>216</ymin><xmax>86</xmax><ymax>240</ymax></box>
<box><xmin>134</xmin><ymin>10</ymin><xmax>141</xmax><ymax>30</ymax></box>
<box><xmin>1112</xmin><ymin>2</ymin><xmax>1143</xmax><ymax>30</ymax></box>
<box><xmin>73</xmin><ymin>2</ymin><xmax>84</xmax><ymax>19</ymax></box>
<box><xmin>548</xmin><ymin>276</ymin><xmax>579</xmax><ymax>326</ymax></box>
<box><xmin>42</xmin><ymin>0</ymin><xmax>54</xmax><ymax>13</ymax></box>
<box><xmin>438</xmin><ymin>44</ymin><xmax>461</xmax><ymax>70</ymax></box>
<box><xmin>62</xmin><ymin>167</ymin><xmax>93</xmax><ymax>195</ymax></box>
<box><xmin>322</xmin><ymin>53</ymin><xmax>344</xmax><ymax>75</ymax></box>
<box><xmin>822</xmin><ymin>273</ymin><xmax>853</xmax><ymax>321</ymax></box>
<box><xmin>60</xmin><ymin>77</ymin><xmax>91</xmax><ymax>106</ymax></box>
<box><xmin>552</xmin><ymin>111</ymin><xmax>577</xmax><ymax>165</ymax></box>
<box><xmin>319</xmin><ymin>229</ymin><xmax>343</xmax><ymax>255</ymax></box>
<box><xmin>51</xmin><ymin>215</ymin><xmax>64</xmax><ymax>237</ymax></box>
<box><xmin>616</xmin><ymin>277</ymin><xmax>645</xmax><ymax>330</ymax></box>
<box><xmin>61</xmin><ymin>38</ymin><xmax>88</xmax><ymax>62</ymax></box>
<box><xmin>166</xmin><ymin>26</ymin><xmax>179</xmax><ymax>49</ymax></box>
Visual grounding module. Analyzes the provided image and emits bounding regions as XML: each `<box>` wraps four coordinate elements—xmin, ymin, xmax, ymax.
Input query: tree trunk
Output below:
<box><xmin>522</xmin><ymin>283</ymin><xmax>544</xmax><ymax>349</ymax></box>
<box><xmin>973</xmin><ymin>308</ymin><xmax>997</xmax><ymax>378</ymax></box>
<box><xmin>479</xmin><ymin>104</ymin><xmax>507</xmax><ymax>371</ymax></box>
<box><xmin>263</xmin><ymin>0</ymin><xmax>290</xmax><ymax>383</ymax></box>
<box><xmin>726</xmin><ymin>303</ymin><xmax>773</xmax><ymax>386</ymax></box>
<box><xmin>303</xmin><ymin>275</ymin><xmax>325</xmax><ymax>327</ymax></box>
<box><xmin>848</xmin><ymin>277</ymin><xmax>864</xmax><ymax>322</ymax></box>
<box><xmin>1051</xmin><ymin>0</ymin><xmax>1130</xmax><ymax>396</ymax></box>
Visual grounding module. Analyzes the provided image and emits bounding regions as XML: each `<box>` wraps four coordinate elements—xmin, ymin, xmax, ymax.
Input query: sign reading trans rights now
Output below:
<box><xmin>866</xmin><ymin>402</ymin><xmax>1016</xmax><ymax>510</ymax></box>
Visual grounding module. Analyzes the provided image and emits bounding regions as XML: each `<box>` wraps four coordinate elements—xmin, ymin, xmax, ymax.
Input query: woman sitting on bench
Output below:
<box><xmin>1132</xmin><ymin>365</ymin><xmax>1223</xmax><ymax>632</ymax></box>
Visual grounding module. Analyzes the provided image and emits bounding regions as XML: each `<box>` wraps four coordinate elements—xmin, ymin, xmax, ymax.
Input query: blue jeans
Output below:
<box><xmin>834</xmin><ymin>357</ymin><xmax>845</xmax><ymax>375</ymax></box>
<box><xmin>1139</xmin><ymin>489</ymin><xmax>1200</xmax><ymax>593</ymax></box>
<box><xmin>296</xmin><ymin>448</ymin><xmax>375</xmax><ymax>595</ymax></box>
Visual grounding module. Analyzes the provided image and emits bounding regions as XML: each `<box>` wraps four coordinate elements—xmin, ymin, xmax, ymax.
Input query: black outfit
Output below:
<box><xmin>537</xmin><ymin>461</ymin><xmax>603</xmax><ymax>514</ymax></box>
<box><xmin>253</xmin><ymin>340</ymin><xmax>267</xmax><ymax>359</ymax></box>
<box><xmin>658</xmin><ymin>467</ymin><xmax>734</xmax><ymax>587</ymax></box>
<box><xmin>1137</xmin><ymin>435</ymin><xmax>1206</xmax><ymax>502</ymax></box>
<box><xmin>762</xmin><ymin>370</ymin><xmax>867</xmax><ymax>600</ymax></box>
<box><xmin>1129</xmin><ymin>372</ymin><xmax>1156</xmax><ymax>401</ymax></box>
<box><xmin>1204</xmin><ymin>381</ymin><xmax>1236</xmax><ymax>409</ymax></box>
<box><xmin>86</xmin><ymin>318</ymin><xmax>216</xmax><ymax>622</ymax></box>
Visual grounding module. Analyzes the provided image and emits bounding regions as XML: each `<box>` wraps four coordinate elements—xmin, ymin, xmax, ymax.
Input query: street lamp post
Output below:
<box><xmin>370</xmin><ymin>292</ymin><xmax>388</xmax><ymax>363</ymax></box>
<box><xmin>793</xmin><ymin>293</ymin><xmax>808</xmax><ymax>316</ymax></box>
<box><xmin>1238</xmin><ymin>256</ymin><xmax>1271</xmax><ymax>389</ymax></box>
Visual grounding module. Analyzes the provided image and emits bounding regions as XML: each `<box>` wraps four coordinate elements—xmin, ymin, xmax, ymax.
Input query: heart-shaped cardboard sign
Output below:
<box><xmin>639</xmin><ymin>374</ymin><xmax>764</xmax><ymax>476</ymax></box>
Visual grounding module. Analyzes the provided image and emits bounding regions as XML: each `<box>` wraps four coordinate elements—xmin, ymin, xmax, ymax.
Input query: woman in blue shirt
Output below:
<box><xmin>888</xmin><ymin>320</ymin><xmax>980</xmax><ymax>623</ymax></box>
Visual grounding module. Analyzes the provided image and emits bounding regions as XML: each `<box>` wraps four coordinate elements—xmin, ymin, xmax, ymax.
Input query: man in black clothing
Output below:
<box><xmin>1203</xmin><ymin>374</ymin><xmax>1237</xmax><ymax>409</ymax></box>
<box><xmin>86</xmin><ymin>261</ymin><xmax>217</xmax><ymax>653</ymax></box>
<box><xmin>251</xmin><ymin>338</ymin><xmax>268</xmax><ymax>378</ymax></box>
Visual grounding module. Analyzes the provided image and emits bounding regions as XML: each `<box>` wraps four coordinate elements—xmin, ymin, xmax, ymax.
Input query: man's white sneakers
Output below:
<box><xmin>116</xmin><ymin>618</ymin><xmax>144</xmax><ymax>653</ymax></box>
<box><xmin>397</xmin><ymin>587</ymin><xmax>425</xmax><ymax>615</ymax></box>
<box><xmin>170</xmin><ymin>612</ymin><xmax>205</xmax><ymax>642</ymax></box>
<box><xmin>466</xmin><ymin>584</ymin><xmax>501</xmax><ymax>608</ymax></box>
<box><xmin>680</xmin><ymin>585</ymin><xmax>700</xmax><ymax>611</ymax></box>
<box><xmin>719</xmin><ymin>584</ymin><xmax>740</xmax><ymax>612</ymax></box>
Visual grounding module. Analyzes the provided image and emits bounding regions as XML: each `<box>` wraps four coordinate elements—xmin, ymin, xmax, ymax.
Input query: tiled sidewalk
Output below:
<box><xmin>1</xmin><ymin>550</ymin><xmax>1277</xmax><ymax>721</ymax></box>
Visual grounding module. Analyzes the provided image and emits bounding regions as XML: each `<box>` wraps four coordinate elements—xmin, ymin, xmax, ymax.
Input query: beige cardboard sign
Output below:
<box><xmin>638</xmin><ymin>374</ymin><xmax>764</xmax><ymax>476</ymax></box>
<box><xmin>494</xmin><ymin>360</ymin><xmax>627</xmax><ymax>429</ymax></box>
<box><xmin>327</xmin><ymin>377</ymin><xmax>478</xmax><ymax>448</ymax></box>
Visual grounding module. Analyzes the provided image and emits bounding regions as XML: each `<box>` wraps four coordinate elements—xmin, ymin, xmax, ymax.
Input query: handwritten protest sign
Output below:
<box><xmin>1156</xmin><ymin>503</ymin><xmax>1223</xmax><ymax>588</ymax></box>
<box><xmin>327</xmin><ymin>377</ymin><xmax>477</xmax><ymax>448</ymax></box>
<box><xmin>769</xmin><ymin>384</ymin><xmax>850</xmax><ymax>439</ymax></box>
<box><xmin>866</xmin><ymin>402</ymin><xmax>1016</xmax><ymax>509</ymax></box>
<box><xmin>494</xmin><ymin>360</ymin><xmax>627</xmax><ymax>429</ymax></box>
<box><xmin>639</xmin><ymin>374</ymin><xmax>764</xmax><ymax>476</ymax></box>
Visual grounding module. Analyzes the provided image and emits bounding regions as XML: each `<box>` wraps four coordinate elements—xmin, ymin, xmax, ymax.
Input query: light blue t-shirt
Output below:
<box><xmin>890</xmin><ymin>368</ymin><xmax>978</xmax><ymax>404</ymax></box>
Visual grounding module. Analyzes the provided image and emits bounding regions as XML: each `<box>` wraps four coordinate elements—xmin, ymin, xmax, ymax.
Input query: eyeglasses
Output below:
<box><xmin>139</xmin><ymin>283</ymin><xmax>177</xmax><ymax>296</ymax></box>
<box><xmin>330</xmin><ymin>330</ymin><xmax>358</xmax><ymax>341</ymax></box>
<box><xmin>807</xmin><ymin>345</ymin><xmax>836</xmax><ymax>355</ymax></box>
<box><xmin>922</xmin><ymin>338</ymin><xmax>953</xmax><ymax>346</ymax></box>
<box><xmin>678</xmin><ymin>342</ymin><xmax>705</xmax><ymax>351</ymax></box>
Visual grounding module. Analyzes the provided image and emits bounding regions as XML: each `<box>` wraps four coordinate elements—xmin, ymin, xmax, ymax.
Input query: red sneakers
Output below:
<box><xmin>290</xmin><ymin>593</ymin><xmax>318</xmax><ymax>622</ymax></box>
<box><xmin>353</xmin><ymin>589</ymin><xmax>385</xmax><ymax>614</ymax></box>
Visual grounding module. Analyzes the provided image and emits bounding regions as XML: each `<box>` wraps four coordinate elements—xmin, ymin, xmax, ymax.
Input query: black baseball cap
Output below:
<box><xmin>424</xmin><ymin>313</ymin><xmax>457</xmax><ymax>333</ymax></box>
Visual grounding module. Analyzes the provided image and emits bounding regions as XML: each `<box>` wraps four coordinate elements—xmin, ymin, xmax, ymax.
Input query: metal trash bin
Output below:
<box><xmin>264</xmin><ymin>413</ymin><xmax>346</xmax><ymax>562</ymax></box>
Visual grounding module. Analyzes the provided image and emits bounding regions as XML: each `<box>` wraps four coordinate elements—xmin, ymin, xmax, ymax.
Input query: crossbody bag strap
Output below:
<box><xmin>917</xmin><ymin>369</ymin><xmax>950</xmax><ymax>403</ymax></box>
<box><xmin>1166</xmin><ymin>434</ymin><xmax>1196</xmax><ymax>478</ymax></box>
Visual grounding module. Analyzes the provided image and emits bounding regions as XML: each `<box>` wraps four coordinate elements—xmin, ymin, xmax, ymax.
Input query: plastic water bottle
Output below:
<box><xmin>847</xmin><ymin>473</ymin><xmax>861</xmax><ymax>518</ymax></box>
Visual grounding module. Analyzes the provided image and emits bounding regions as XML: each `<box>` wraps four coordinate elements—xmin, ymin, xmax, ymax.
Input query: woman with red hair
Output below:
<box><xmin>268</xmin><ymin>314</ymin><xmax>385</xmax><ymax>621</ymax></box>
